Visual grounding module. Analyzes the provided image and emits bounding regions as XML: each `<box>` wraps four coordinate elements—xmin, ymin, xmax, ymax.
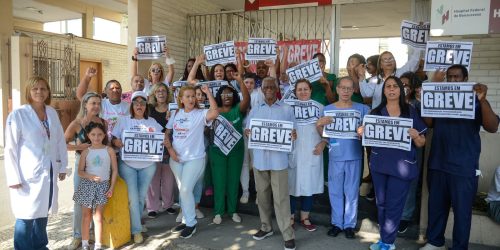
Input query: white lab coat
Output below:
<box><xmin>4</xmin><ymin>104</ymin><xmax>68</xmax><ymax>219</ymax></box>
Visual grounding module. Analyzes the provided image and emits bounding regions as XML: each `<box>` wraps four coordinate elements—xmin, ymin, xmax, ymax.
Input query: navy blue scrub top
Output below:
<box><xmin>369</xmin><ymin>106</ymin><xmax>427</xmax><ymax>181</ymax></box>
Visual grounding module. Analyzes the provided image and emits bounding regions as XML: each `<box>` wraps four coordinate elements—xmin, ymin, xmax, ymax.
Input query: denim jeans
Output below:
<box><xmin>170</xmin><ymin>157</ymin><xmax>206</xmax><ymax>227</ymax></box>
<box><xmin>73</xmin><ymin>154</ymin><xmax>82</xmax><ymax>238</ymax></box>
<box><xmin>14</xmin><ymin>217</ymin><xmax>49</xmax><ymax>250</ymax></box>
<box><xmin>118</xmin><ymin>160</ymin><xmax>156</xmax><ymax>234</ymax></box>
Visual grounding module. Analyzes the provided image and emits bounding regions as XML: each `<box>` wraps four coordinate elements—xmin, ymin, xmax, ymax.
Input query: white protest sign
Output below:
<box><xmin>136</xmin><ymin>35</ymin><xmax>166</xmax><ymax>60</ymax></box>
<box><xmin>246</xmin><ymin>38</ymin><xmax>277</xmax><ymax>61</ymax></box>
<box><xmin>172</xmin><ymin>81</ymin><xmax>188</xmax><ymax>101</ymax></box>
<box><xmin>168</xmin><ymin>103</ymin><xmax>178</xmax><ymax>112</ymax></box>
<box><xmin>213</xmin><ymin>116</ymin><xmax>242</xmax><ymax>155</ymax></box>
<box><xmin>323</xmin><ymin>110</ymin><xmax>362</xmax><ymax>139</ymax></box>
<box><xmin>286</xmin><ymin>58</ymin><xmax>323</xmax><ymax>84</ymax></box>
<box><xmin>421</xmin><ymin>82</ymin><xmax>476</xmax><ymax>119</ymax></box>
<box><xmin>424</xmin><ymin>41</ymin><xmax>473</xmax><ymax>71</ymax></box>
<box><xmin>284</xmin><ymin>99</ymin><xmax>322</xmax><ymax>125</ymax></box>
<box><xmin>401</xmin><ymin>20</ymin><xmax>430</xmax><ymax>49</ymax></box>
<box><xmin>204</xmin><ymin>41</ymin><xmax>236</xmax><ymax>66</ymax></box>
<box><xmin>248</xmin><ymin>119</ymin><xmax>294</xmax><ymax>153</ymax></box>
<box><xmin>362</xmin><ymin>115</ymin><xmax>413</xmax><ymax>151</ymax></box>
<box><xmin>197</xmin><ymin>80</ymin><xmax>229</xmax><ymax>97</ymax></box>
<box><xmin>121</xmin><ymin>130</ymin><xmax>164</xmax><ymax>161</ymax></box>
<box><xmin>281</xmin><ymin>87</ymin><xmax>297</xmax><ymax>101</ymax></box>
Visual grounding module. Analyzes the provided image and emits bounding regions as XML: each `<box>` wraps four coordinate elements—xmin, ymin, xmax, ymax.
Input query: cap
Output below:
<box><xmin>131</xmin><ymin>91</ymin><xmax>147</xmax><ymax>101</ymax></box>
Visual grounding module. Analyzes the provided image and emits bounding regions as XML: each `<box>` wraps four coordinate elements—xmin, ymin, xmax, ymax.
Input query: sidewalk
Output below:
<box><xmin>0</xmin><ymin>207</ymin><xmax>497</xmax><ymax>250</ymax></box>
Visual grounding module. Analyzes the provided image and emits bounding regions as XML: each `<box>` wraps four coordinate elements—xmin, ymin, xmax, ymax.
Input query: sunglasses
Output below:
<box><xmin>221</xmin><ymin>93</ymin><xmax>233</xmax><ymax>98</ymax></box>
<box><xmin>151</xmin><ymin>68</ymin><xmax>162</xmax><ymax>73</ymax></box>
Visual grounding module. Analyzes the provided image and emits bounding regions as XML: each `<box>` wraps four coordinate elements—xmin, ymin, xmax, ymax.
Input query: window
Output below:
<box><xmin>43</xmin><ymin>19</ymin><xmax>82</xmax><ymax>37</ymax></box>
<box><xmin>93</xmin><ymin>17</ymin><xmax>122</xmax><ymax>44</ymax></box>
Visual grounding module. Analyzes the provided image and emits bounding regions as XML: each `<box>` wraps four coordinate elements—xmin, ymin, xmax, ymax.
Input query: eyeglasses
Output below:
<box><xmin>221</xmin><ymin>93</ymin><xmax>233</xmax><ymax>98</ymax></box>
<box><xmin>337</xmin><ymin>86</ymin><xmax>353</xmax><ymax>92</ymax></box>
<box><xmin>133</xmin><ymin>99</ymin><xmax>147</xmax><ymax>106</ymax></box>
<box><xmin>381</xmin><ymin>57</ymin><xmax>395</xmax><ymax>63</ymax></box>
<box><xmin>151</xmin><ymin>68</ymin><xmax>162</xmax><ymax>73</ymax></box>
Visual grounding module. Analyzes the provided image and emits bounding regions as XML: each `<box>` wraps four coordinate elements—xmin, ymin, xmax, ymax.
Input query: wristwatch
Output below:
<box><xmin>131</xmin><ymin>56</ymin><xmax>138</xmax><ymax>61</ymax></box>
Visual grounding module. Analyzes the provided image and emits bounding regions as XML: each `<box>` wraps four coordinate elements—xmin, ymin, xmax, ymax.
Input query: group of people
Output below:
<box><xmin>4</xmin><ymin>42</ymin><xmax>499</xmax><ymax>250</ymax></box>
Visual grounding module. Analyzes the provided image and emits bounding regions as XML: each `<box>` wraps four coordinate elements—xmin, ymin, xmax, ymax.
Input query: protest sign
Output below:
<box><xmin>281</xmin><ymin>87</ymin><xmax>297</xmax><ymax>101</ymax></box>
<box><xmin>401</xmin><ymin>20</ymin><xmax>430</xmax><ymax>49</ymax></box>
<box><xmin>246</xmin><ymin>38</ymin><xmax>277</xmax><ymax>61</ymax></box>
<box><xmin>248</xmin><ymin>119</ymin><xmax>294</xmax><ymax>152</ymax></box>
<box><xmin>168</xmin><ymin>103</ymin><xmax>178</xmax><ymax>112</ymax></box>
<box><xmin>323</xmin><ymin>110</ymin><xmax>362</xmax><ymax>139</ymax></box>
<box><xmin>286</xmin><ymin>58</ymin><xmax>323</xmax><ymax>84</ymax></box>
<box><xmin>172</xmin><ymin>81</ymin><xmax>188</xmax><ymax>101</ymax></box>
<box><xmin>424</xmin><ymin>41</ymin><xmax>473</xmax><ymax>71</ymax></box>
<box><xmin>284</xmin><ymin>99</ymin><xmax>322</xmax><ymax>125</ymax></box>
<box><xmin>136</xmin><ymin>35</ymin><xmax>166</xmax><ymax>60</ymax></box>
<box><xmin>204</xmin><ymin>41</ymin><xmax>236</xmax><ymax>66</ymax></box>
<box><xmin>421</xmin><ymin>82</ymin><xmax>476</xmax><ymax>119</ymax></box>
<box><xmin>362</xmin><ymin>115</ymin><xmax>413</xmax><ymax>151</ymax></box>
<box><xmin>121</xmin><ymin>131</ymin><xmax>164</xmax><ymax>161</ymax></box>
<box><xmin>197</xmin><ymin>80</ymin><xmax>229</xmax><ymax>97</ymax></box>
<box><xmin>212</xmin><ymin>116</ymin><xmax>242</xmax><ymax>155</ymax></box>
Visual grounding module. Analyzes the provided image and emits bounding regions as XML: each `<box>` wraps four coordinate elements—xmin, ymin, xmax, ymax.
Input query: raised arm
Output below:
<box><xmin>236</xmin><ymin>48</ymin><xmax>245</xmax><ymax>76</ymax></box>
<box><xmin>475</xmin><ymin>83</ymin><xmax>500</xmax><ymax>133</ymax></box>
<box><xmin>76</xmin><ymin>67</ymin><xmax>97</xmax><ymax>101</ymax></box>
<box><xmin>131</xmin><ymin>47</ymin><xmax>139</xmax><ymax>76</ymax></box>
<box><xmin>233</xmin><ymin>72</ymin><xmax>250</xmax><ymax>112</ymax></box>
<box><xmin>164</xmin><ymin>46</ymin><xmax>175</xmax><ymax>84</ymax></box>
<box><xmin>201</xmin><ymin>84</ymin><xmax>219</xmax><ymax>121</ymax></box>
<box><xmin>187</xmin><ymin>54</ymin><xmax>205</xmax><ymax>85</ymax></box>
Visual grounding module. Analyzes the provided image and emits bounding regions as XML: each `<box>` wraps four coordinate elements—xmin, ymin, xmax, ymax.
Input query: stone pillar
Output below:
<box><xmin>127</xmin><ymin>0</ymin><xmax>152</xmax><ymax>87</ymax></box>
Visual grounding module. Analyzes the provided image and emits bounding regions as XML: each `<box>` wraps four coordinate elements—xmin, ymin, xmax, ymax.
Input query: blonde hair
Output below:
<box><xmin>177</xmin><ymin>86</ymin><xmax>199</xmax><ymax>109</ymax></box>
<box><xmin>148</xmin><ymin>63</ymin><xmax>165</xmax><ymax>83</ymax></box>
<box><xmin>77</xmin><ymin>92</ymin><xmax>101</xmax><ymax>118</ymax></box>
<box><xmin>148</xmin><ymin>83</ymin><xmax>171</xmax><ymax>107</ymax></box>
<box><xmin>25</xmin><ymin>76</ymin><xmax>51</xmax><ymax>105</ymax></box>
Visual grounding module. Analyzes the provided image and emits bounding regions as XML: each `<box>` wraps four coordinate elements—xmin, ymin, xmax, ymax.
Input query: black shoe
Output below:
<box><xmin>171</xmin><ymin>223</ymin><xmax>186</xmax><ymax>233</ymax></box>
<box><xmin>147</xmin><ymin>211</ymin><xmax>157</xmax><ymax>218</ymax></box>
<box><xmin>327</xmin><ymin>225</ymin><xmax>342</xmax><ymax>237</ymax></box>
<box><xmin>180</xmin><ymin>225</ymin><xmax>196</xmax><ymax>238</ymax></box>
<box><xmin>365</xmin><ymin>189</ymin><xmax>375</xmax><ymax>201</ymax></box>
<box><xmin>166</xmin><ymin>207</ymin><xmax>176</xmax><ymax>215</ymax></box>
<box><xmin>398</xmin><ymin>220</ymin><xmax>409</xmax><ymax>234</ymax></box>
<box><xmin>284</xmin><ymin>239</ymin><xmax>296</xmax><ymax>250</ymax></box>
<box><xmin>344</xmin><ymin>227</ymin><xmax>355</xmax><ymax>239</ymax></box>
<box><xmin>252</xmin><ymin>230</ymin><xmax>274</xmax><ymax>240</ymax></box>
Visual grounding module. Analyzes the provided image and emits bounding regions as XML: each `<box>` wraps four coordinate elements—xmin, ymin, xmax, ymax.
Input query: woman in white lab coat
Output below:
<box><xmin>4</xmin><ymin>76</ymin><xmax>68</xmax><ymax>250</ymax></box>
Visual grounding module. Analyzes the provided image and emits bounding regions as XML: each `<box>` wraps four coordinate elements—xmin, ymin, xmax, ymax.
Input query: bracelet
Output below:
<box><xmin>131</xmin><ymin>56</ymin><xmax>138</xmax><ymax>61</ymax></box>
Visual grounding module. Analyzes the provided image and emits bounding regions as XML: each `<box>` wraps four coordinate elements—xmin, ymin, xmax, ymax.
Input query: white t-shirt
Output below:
<box><xmin>112</xmin><ymin>116</ymin><xmax>164</xmax><ymax>169</ymax></box>
<box><xmin>100</xmin><ymin>99</ymin><xmax>130</xmax><ymax>139</ymax></box>
<box><xmin>166</xmin><ymin>108</ymin><xmax>212</xmax><ymax>162</ymax></box>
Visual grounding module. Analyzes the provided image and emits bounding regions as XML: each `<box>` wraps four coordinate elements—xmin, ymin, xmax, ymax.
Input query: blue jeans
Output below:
<box><xmin>73</xmin><ymin>154</ymin><xmax>82</xmax><ymax>238</ymax></box>
<box><xmin>118</xmin><ymin>160</ymin><xmax>156</xmax><ymax>234</ymax></box>
<box><xmin>170</xmin><ymin>157</ymin><xmax>206</xmax><ymax>227</ymax></box>
<box><xmin>14</xmin><ymin>217</ymin><xmax>49</xmax><ymax>250</ymax></box>
<box><xmin>290</xmin><ymin>195</ymin><xmax>313</xmax><ymax>213</ymax></box>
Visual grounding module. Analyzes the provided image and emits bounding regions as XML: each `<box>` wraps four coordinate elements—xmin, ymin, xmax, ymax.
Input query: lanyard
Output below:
<box><xmin>41</xmin><ymin>119</ymin><xmax>50</xmax><ymax>139</ymax></box>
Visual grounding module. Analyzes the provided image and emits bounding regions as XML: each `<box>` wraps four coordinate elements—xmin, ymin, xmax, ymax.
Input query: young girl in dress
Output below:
<box><xmin>73</xmin><ymin>122</ymin><xmax>118</xmax><ymax>250</ymax></box>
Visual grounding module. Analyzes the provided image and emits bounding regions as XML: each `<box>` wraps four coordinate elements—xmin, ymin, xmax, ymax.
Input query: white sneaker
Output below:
<box><xmin>195</xmin><ymin>208</ymin><xmax>204</xmax><ymax>219</ymax></box>
<box><xmin>232</xmin><ymin>213</ymin><xmax>241</xmax><ymax>223</ymax></box>
<box><xmin>213</xmin><ymin>214</ymin><xmax>222</xmax><ymax>224</ymax></box>
<box><xmin>240</xmin><ymin>192</ymin><xmax>249</xmax><ymax>204</ymax></box>
<box><xmin>419</xmin><ymin>243</ymin><xmax>446</xmax><ymax>250</ymax></box>
<box><xmin>176</xmin><ymin>211</ymin><xmax>182</xmax><ymax>223</ymax></box>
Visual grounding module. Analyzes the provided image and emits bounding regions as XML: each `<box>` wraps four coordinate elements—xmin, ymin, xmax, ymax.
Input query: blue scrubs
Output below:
<box><xmin>370</xmin><ymin>106</ymin><xmax>426</xmax><ymax>245</ymax></box>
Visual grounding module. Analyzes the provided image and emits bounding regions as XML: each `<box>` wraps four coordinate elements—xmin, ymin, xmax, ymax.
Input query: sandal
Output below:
<box><xmin>300</xmin><ymin>218</ymin><xmax>317</xmax><ymax>232</ymax></box>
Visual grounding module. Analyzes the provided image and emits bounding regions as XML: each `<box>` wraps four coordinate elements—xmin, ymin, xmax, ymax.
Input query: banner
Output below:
<box><xmin>401</xmin><ymin>20</ymin><xmax>430</xmax><ymax>49</ymax></box>
<box><xmin>322</xmin><ymin>110</ymin><xmax>362</xmax><ymax>139</ymax></box>
<box><xmin>246</xmin><ymin>38</ymin><xmax>277</xmax><ymax>61</ymax></box>
<box><xmin>284</xmin><ymin>99</ymin><xmax>321</xmax><ymax>125</ymax></box>
<box><xmin>213</xmin><ymin>116</ymin><xmax>242</xmax><ymax>155</ymax></box>
<box><xmin>248</xmin><ymin>119</ymin><xmax>294</xmax><ymax>152</ymax></box>
<box><xmin>362</xmin><ymin>115</ymin><xmax>413</xmax><ymax>151</ymax></box>
<box><xmin>286</xmin><ymin>58</ymin><xmax>323</xmax><ymax>84</ymax></box>
<box><xmin>136</xmin><ymin>35</ymin><xmax>166</xmax><ymax>60</ymax></box>
<box><xmin>197</xmin><ymin>80</ymin><xmax>229</xmax><ymax>97</ymax></box>
<box><xmin>421</xmin><ymin>82</ymin><xmax>476</xmax><ymax>119</ymax></box>
<box><xmin>430</xmin><ymin>0</ymin><xmax>491</xmax><ymax>36</ymax></box>
<box><xmin>121</xmin><ymin>131</ymin><xmax>164</xmax><ymax>161</ymax></box>
<box><xmin>424</xmin><ymin>41</ymin><xmax>473</xmax><ymax>71</ymax></box>
<box><xmin>204</xmin><ymin>41</ymin><xmax>236</xmax><ymax>66</ymax></box>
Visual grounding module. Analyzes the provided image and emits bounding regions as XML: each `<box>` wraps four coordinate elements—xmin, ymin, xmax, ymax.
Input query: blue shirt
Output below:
<box><xmin>247</xmin><ymin>100</ymin><xmax>296</xmax><ymax>171</ymax></box>
<box><xmin>326</xmin><ymin>102</ymin><xmax>370</xmax><ymax>161</ymax></box>
<box><xmin>369</xmin><ymin>106</ymin><xmax>427</xmax><ymax>180</ymax></box>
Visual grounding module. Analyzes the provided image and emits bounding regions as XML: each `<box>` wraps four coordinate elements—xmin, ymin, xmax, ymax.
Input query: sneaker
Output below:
<box><xmin>133</xmin><ymin>233</ymin><xmax>143</xmax><ymax>244</ymax></box>
<box><xmin>67</xmin><ymin>238</ymin><xmax>81</xmax><ymax>250</ymax></box>
<box><xmin>171</xmin><ymin>223</ymin><xmax>186</xmax><ymax>233</ymax></box>
<box><xmin>195</xmin><ymin>208</ymin><xmax>204</xmax><ymax>219</ymax></box>
<box><xmin>141</xmin><ymin>225</ymin><xmax>148</xmax><ymax>233</ymax></box>
<box><xmin>213</xmin><ymin>214</ymin><xmax>222</xmax><ymax>224</ymax></box>
<box><xmin>172</xmin><ymin>202</ymin><xmax>180</xmax><ymax>209</ymax></box>
<box><xmin>344</xmin><ymin>227</ymin><xmax>355</xmax><ymax>239</ymax></box>
<box><xmin>232</xmin><ymin>213</ymin><xmax>241</xmax><ymax>223</ymax></box>
<box><xmin>419</xmin><ymin>243</ymin><xmax>447</xmax><ymax>250</ymax></box>
<box><xmin>180</xmin><ymin>225</ymin><xmax>197</xmax><ymax>239</ymax></box>
<box><xmin>147</xmin><ymin>211</ymin><xmax>157</xmax><ymax>218</ymax></box>
<box><xmin>253</xmin><ymin>230</ymin><xmax>274</xmax><ymax>240</ymax></box>
<box><xmin>166</xmin><ymin>207</ymin><xmax>176</xmax><ymax>214</ymax></box>
<box><xmin>365</xmin><ymin>188</ymin><xmax>375</xmax><ymax>201</ymax></box>
<box><xmin>176</xmin><ymin>211</ymin><xmax>183</xmax><ymax>223</ymax></box>
<box><xmin>398</xmin><ymin>220</ymin><xmax>409</xmax><ymax>234</ymax></box>
<box><xmin>327</xmin><ymin>225</ymin><xmax>342</xmax><ymax>237</ymax></box>
<box><xmin>300</xmin><ymin>218</ymin><xmax>317</xmax><ymax>232</ymax></box>
<box><xmin>369</xmin><ymin>241</ymin><xmax>395</xmax><ymax>250</ymax></box>
<box><xmin>240</xmin><ymin>192</ymin><xmax>249</xmax><ymax>204</ymax></box>
<box><xmin>284</xmin><ymin>239</ymin><xmax>296</xmax><ymax>250</ymax></box>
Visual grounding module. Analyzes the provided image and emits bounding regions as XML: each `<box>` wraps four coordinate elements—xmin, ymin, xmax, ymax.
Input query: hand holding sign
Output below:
<box><xmin>318</xmin><ymin>76</ymin><xmax>329</xmax><ymax>88</ymax></box>
<box><xmin>473</xmin><ymin>83</ymin><xmax>488</xmax><ymax>101</ymax></box>
<box><xmin>200</xmin><ymin>84</ymin><xmax>211</xmax><ymax>96</ymax></box>
<box><xmin>317</xmin><ymin>116</ymin><xmax>333</xmax><ymax>127</ymax></box>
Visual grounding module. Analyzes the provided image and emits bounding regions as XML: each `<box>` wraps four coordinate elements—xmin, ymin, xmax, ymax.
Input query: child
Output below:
<box><xmin>73</xmin><ymin>122</ymin><xmax>118</xmax><ymax>250</ymax></box>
